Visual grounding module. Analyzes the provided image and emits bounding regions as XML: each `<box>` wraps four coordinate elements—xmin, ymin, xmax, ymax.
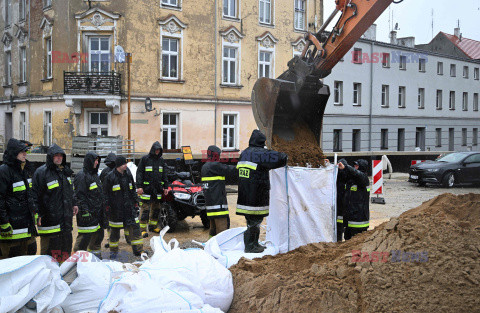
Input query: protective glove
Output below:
<box><xmin>134</xmin><ymin>203</ymin><xmax>140</xmax><ymax>217</ymax></box>
<box><xmin>0</xmin><ymin>223</ymin><xmax>13</xmax><ymax>237</ymax></box>
<box><xmin>80</xmin><ymin>210</ymin><xmax>93</xmax><ymax>225</ymax></box>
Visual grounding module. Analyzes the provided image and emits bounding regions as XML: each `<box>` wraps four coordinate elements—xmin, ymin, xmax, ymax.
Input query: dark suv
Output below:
<box><xmin>409</xmin><ymin>152</ymin><xmax>480</xmax><ymax>187</ymax></box>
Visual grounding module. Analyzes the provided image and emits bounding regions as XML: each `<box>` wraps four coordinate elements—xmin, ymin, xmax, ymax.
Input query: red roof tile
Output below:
<box><xmin>442</xmin><ymin>32</ymin><xmax>480</xmax><ymax>60</ymax></box>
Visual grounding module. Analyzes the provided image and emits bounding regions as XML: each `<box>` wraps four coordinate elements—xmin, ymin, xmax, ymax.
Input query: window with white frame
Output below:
<box><xmin>381</xmin><ymin>85</ymin><xmax>389</xmax><ymax>107</ymax></box>
<box><xmin>162</xmin><ymin>37</ymin><xmax>179</xmax><ymax>79</ymax></box>
<box><xmin>5</xmin><ymin>0</ymin><xmax>11</xmax><ymax>26</ymax></box>
<box><xmin>259</xmin><ymin>0</ymin><xmax>271</xmax><ymax>24</ymax></box>
<box><xmin>162</xmin><ymin>113</ymin><xmax>179</xmax><ymax>150</ymax></box>
<box><xmin>463</xmin><ymin>66</ymin><xmax>469</xmax><ymax>79</ymax></box>
<box><xmin>20</xmin><ymin>112</ymin><xmax>26</xmax><ymax>140</ymax></box>
<box><xmin>334</xmin><ymin>81</ymin><xmax>343</xmax><ymax>105</ymax></box>
<box><xmin>89</xmin><ymin>112</ymin><xmax>109</xmax><ymax>136</ymax></box>
<box><xmin>463</xmin><ymin>92</ymin><xmax>468</xmax><ymax>111</ymax></box>
<box><xmin>46</xmin><ymin>38</ymin><xmax>52</xmax><ymax>78</ymax></box>
<box><xmin>258</xmin><ymin>50</ymin><xmax>272</xmax><ymax>78</ymax></box>
<box><xmin>161</xmin><ymin>0</ymin><xmax>179</xmax><ymax>7</ymax></box>
<box><xmin>89</xmin><ymin>37</ymin><xmax>110</xmax><ymax>73</ymax></box>
<box><xmin>419</xmin><ymin>59</ymin><xmax>426</xmax><ymax>72</ymax></box>
<box><xmin>382</xmin><ymin>53</ymin><xmax>390</xmax><ymax>68</ymax></box>
<box><xmin>449</xmin><ymin>91</ymin><xmax>455</xmax><ymax>110</ymax></box>
<box><xmin>399</xmin><ymin>56</ymin><xmax>406</xmax><ymax>70</ymax></box>
<box><xmin>333</xmin><ymin>129</ymin><xmax>342</xmax><ymax>152</ymax></box>
<box><xmin>418</xmin><ymin>88</ymin><xmax>425</xmax><ymax>109</ymax></box>
<box><xmin>5</xmin><ymin>51</ymin><xmax>12</xmax><ymax>85</ymax></box>
<box><xmin>474</xmin><ymin>93</ymin><xmax>479</xmax><ymax>111</ymax></box>
<box><xmin>435</xmin><ymin>128</ymin><xmax>442</xmax><ymax>147</ymax></box>
<box><xmin>294</xmin><ymin>0</ymin><xmax>306</xmax><ymax>30</ymax></box>
<box><xmin>353</xmin><ymin>83</ymin><xmax>361</xmax><ymax>106</ymax></box>
<box><xmin>19</xmin><ymin>0</ymin><xmax>26</xmax><ymax>21</ymax></box>
<box><xmin>398</xmin><ymin>86</ymin><xmax>406</xmax><ymax>108</ymax></box>
<box><xmin>352</xmin><ymin>48</ymin><xmax>362</xmax><ymax>64</ymax></box>
<box><xmin>20</xmin><ymin>47</ymin><xmax>27</xmax><ymax>83</ymax></box>
<box><xmin>474</xmin><ymin>68</ymin><xmax>479</xmax><ymax>80</ymax></box>
<box><xmin>437</xmin><ymin>62</ymin><xmax>443</xmax><ymax>75</ymax></box>
<box><xmin>436</xmin><ymin>90</ymin><xmax>443</xmax><ymax>110</ymax></box>
<box><xmin>44</xmin><ymin>111</ymin><xmax>52</xmax><ymax>146</ymax></box>
<box><xmin>222</xmin><ymin>46</ymin><xmax>238</xmax><ymax>84</ymax></box>
<box><xmin>450</xmin><ymin>64</ymin><xmax>456</xmax><ymax>77</ymax></box>
<box><xmin>381</xmin><ymin>129</ymin><xmax>388</xmax><ymax>150</ymax></box>
<box><xmin>223</xmin><ymin>0</ymin><xmax>237</xmax><ymax>18</ymax></box>
<box><xmin>222</xmin><ymin>113</ymin><xmax>237</xmax><ymax>150</ymax></box>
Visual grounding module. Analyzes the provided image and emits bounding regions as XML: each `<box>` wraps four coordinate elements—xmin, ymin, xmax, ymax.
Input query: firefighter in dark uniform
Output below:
<box><xmin>73</xmin><ymin>152</ymin><xmax>107</xmax><ymax>257</ymax></box>
<box><xmin>338</xmin><ymin>159</ymin><xmax>370</xmax><ymax>240</ymax></box>
<box><xmin>0</xmin><ymin>138</ymin><xmax>37</xmax><ymax>258</ymax></box>
<box><xmin>100</xmin><ymin>153</ymin><xmax>117</xmax><ymax>183</ymax></box>
<box><xmin>236</xmin><ymin>130</ymin><xmax>288</xmax><ymax>253</ymax></box>
<box><xmin>336</xmin><ymin>158</ymin><xmax>348</xmax><ymax>242</ymax></box>
<box><xmin>136</xmin><ymin>141</ymin><xmax>168</xmax><ymax>237</ymax></box>
<box><xmin>201</xmin><ymin>145</ymin><xmax>237</xmax><ymax>237</ymax></box>
<box><xmin>33</xmin><ymin>144</ymin><xmax>77</xmax><ymax>261</ymax></box>
<box><xmin>103</xmin><ymin>156</ymin><xmax>143</xmax><ymax>258</ymax></box>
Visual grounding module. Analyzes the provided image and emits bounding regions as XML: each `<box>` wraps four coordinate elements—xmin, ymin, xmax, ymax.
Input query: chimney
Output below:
<box><xmin>454</xmin><ymin>27</ymin><xmax>460</xmax><ymax>38</ymax></box>
<box><xmin>390</xmin><ymin>30</ymin><xmax>397</xmax><ymax>45</ymax></box>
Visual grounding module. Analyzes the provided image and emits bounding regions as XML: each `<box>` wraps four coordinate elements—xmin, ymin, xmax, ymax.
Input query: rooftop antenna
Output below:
<box><xmin>431</xmin><ymin>9</ymin><xmax>434</xmax><ymax>39</ymax></box>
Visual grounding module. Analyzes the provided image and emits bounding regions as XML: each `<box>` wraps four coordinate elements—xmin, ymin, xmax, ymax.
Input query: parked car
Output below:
<box><xmin>409</xmin><ymin>152</ymin><xmax>480</xmax><ymax>187</ymax></box>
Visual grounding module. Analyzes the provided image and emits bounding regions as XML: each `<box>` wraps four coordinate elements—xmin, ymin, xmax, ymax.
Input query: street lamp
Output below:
<box><xmin>145</xmin><ymin>97</ymin><xmax>153</xmax><ymax>112</ymax></box>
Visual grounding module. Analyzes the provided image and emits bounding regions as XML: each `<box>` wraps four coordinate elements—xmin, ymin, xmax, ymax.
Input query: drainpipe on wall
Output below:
<box><xmin>368</xmin><ymin>41</ymin><xmax>374</xmax><ymax>151</ymax></box>
<box><xmin>214</xmin><ymin>0</ymin><xmax>218</xmax><ymax>146</ymax></box>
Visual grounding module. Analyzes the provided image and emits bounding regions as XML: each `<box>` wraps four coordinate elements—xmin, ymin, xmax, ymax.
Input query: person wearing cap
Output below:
<box><xmin>32</xmin><ymin>144</ymin><xmax>77</xmax><ymax>261</ymax></box>
<box><xmin>103</xmin><ymin>156</ymin><xmax>143</xmax><ymax>258</ymax></box>
<box><xmin>236</xmin><ymin>130</ymin><xmax>288</xmax><ymax>253</ymax></box>
<box><xmin>73</xmin><ymin>152</ymin><xmax>106</xmax><ymax>258</ymax></box>
<box><xmin>100</xmin><ymin>153</ymin><xmax>117</xmax><ymax>183</ymax></box>
<box><xmin>201</xmin><ymin>145</ymin><xmax>237</xmax><ymax>237</ymax></box>
<box><xmin>136</xmin><ymin>141</ymin><xmax>168</xmax><ymax>237</ymax></box>
<box><xmin>338</xmin><ymin>159</ymin><xmax>370</xmax><ymax>240</ymax></box>
<box><xmin>0</xmin><ymin>138</ymin><xmax>37</xmax><ymax>258</ymax></box>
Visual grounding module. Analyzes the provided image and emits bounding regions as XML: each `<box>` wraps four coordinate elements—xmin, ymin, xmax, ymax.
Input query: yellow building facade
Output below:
<box><xmin>1</xmin><ymin>0</ymin><xmax>323</xmax><ymax>154</ymax></box>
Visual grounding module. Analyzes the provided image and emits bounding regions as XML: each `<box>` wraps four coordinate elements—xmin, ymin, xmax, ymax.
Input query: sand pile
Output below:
<box><xmin>229</xmin><ymin>193</ymin><xmax>480</xmax><ymax>312</ymax></box>
<box><xmin>271</xmin><ymin>122</ymin><xmax>326</xmax><ymax>167</ymax></box>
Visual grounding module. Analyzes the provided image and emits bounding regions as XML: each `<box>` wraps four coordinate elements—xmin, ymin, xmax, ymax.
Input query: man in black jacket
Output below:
<box><xmin>338</xmin><ymin>159</ymin><xmax>370</xmax><ymax>240</ymax></box>
<box><xmin>236</xmin><ymin>130</ymin><xmax>288</xmax><ymax>253</ymax></box>
<box><xmin>336</xmin><ymin>159</ymin><xmax>348</xmax><ymax>242</ymax></box>
<box><xmin>73</xmin><ymin>152</ymin><xmax>106</xmax><ymax>257</ymax></box>
<box><xmin>33</xmin><ymin>144</ymin><xmax>77</xmax><ymax>261</ymax></box>
<box><xmin>0</xmin><ymin>138</ymin><xmax>37</xmax><ymax>258</ymax></box>
<box><xmin>201</xmin><ymin>145</ymin><xmax>237</xmax><ymax>237</ymax></box>
<box><xmin>136</xmin><ymin>141</ymin><xmax>168</xmax><ymax>237</ymax></box>
<box><xmin>103</xmin><ymin>156</ymin><xmax>143</xmax><ymax>258</ymax></box>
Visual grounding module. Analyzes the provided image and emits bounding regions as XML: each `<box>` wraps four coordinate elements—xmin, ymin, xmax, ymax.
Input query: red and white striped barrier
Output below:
<box><xmin>372</xmin><ymin>160</ymin><xmax>383</xmax><ymax>195</ymax></box>
<box><xmin>411</xmin><ymin>160</ymin><xmax>426</xmax><ymax>166</ymax></box>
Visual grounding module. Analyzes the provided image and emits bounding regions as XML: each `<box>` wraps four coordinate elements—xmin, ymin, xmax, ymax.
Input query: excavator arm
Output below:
<box><xmin>252</xmin><ymin>0</ymin><xmax>395</xmax><ymax>147</ymax></box>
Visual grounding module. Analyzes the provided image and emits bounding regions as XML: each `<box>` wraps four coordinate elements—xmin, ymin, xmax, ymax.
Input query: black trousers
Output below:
<box><xmin>73</xmin><ymin>228</ymin><xmax>105</xmax><ymax>257</ymax></box>
<box><xmin>337</xmin><ymin>222</ymin><xmax>345</xmax><ymax>242</ymax></box>
<box><xmin>244</xmin><ymin>215</ymin><xmax>263</xmax><ymax>251</ymax></box>
<box><xmin>344</xmin><ymin>226</ymin><xmax>368</xmax><ymax>240</ymax></box>
<box><xmin>40</xmin><ymin>230</ymin><xmax>73</xmax><ymax>262</ymax></box>
<box><xmin>209</xmin><ymin>216</ymin><xmax>230</xmax><ymax>237</ymax></box>
<box><xmin>0</xmin><ymin>237</ymin><xmax>37</xmax><ymax>259</ymax></box>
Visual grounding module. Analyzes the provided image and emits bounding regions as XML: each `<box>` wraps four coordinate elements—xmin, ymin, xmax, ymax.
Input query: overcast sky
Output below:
<box><xmin>323</xmin><ymin>0</ymin><xmax>480</xmax><ymax>44</ymax></box>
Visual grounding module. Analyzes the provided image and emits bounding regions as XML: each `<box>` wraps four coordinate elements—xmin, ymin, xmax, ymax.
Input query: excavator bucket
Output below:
<box><xmin>251</xmin><ymin>75</ymin><xmax>330</xmax><ymax>148</ymax></box>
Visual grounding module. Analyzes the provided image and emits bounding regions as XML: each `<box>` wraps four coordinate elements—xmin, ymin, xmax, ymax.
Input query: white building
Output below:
<box><xmin>322</xmin><ymin>26</ymin><xmax>480</xmax><ymax>153</ymax></box>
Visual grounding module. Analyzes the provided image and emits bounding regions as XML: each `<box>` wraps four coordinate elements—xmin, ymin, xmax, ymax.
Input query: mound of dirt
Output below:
<box><xmin>271</xmin><ymin>122</ymin><xmax>326</xmax><ymax>168</ymax></box>
<box><xmin>229</xmin><ymin>193</ymin><xmax>480</xmax><ymax>312</ymax></box>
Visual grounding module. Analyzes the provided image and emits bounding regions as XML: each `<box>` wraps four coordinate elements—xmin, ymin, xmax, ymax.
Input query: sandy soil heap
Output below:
<box><xmin>229</xmin><ymin>193</ymin><xmax>480</xmax><ymax>313</ymax></box>
<box><xmin>271</xmin><ymin>122</ymin><xmax>325</xmax><ymax>168</ymax></box>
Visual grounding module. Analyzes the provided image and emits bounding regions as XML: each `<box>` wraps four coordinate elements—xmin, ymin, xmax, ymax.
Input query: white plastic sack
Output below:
<box><xmin>99</xmin><ymin>231</ymin><xmax>233</xmax><ymax>313</ymax></box>
<box><xmin>127</xmin><ymin>162</ymin><xmax>137</xmax><ymax>182</ymax></box>
<box><xmin>267</xmin><ymin>165</ymin><xmax>337</xmax><ymax>253</ymax></box>
<box><xmin>203</xmin><ymin>227</ymin><xmax>278</xmax><ymax>268</ymax></box>
<box><xmin>59</xmin><ymin>251</ymin><xmax>125</xmax><ymax>313</ymax></box>
<box><xmin>0</xmin><ymin>255</ymin><xmax>70</xmax><ymax>313</ymax></box>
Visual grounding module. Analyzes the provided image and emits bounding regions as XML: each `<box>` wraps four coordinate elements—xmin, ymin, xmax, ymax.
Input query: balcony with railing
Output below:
<box><xmin>64</xmin><ymin>71</ymin><xmax>121</xmax><ymax>95</ymax></box>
